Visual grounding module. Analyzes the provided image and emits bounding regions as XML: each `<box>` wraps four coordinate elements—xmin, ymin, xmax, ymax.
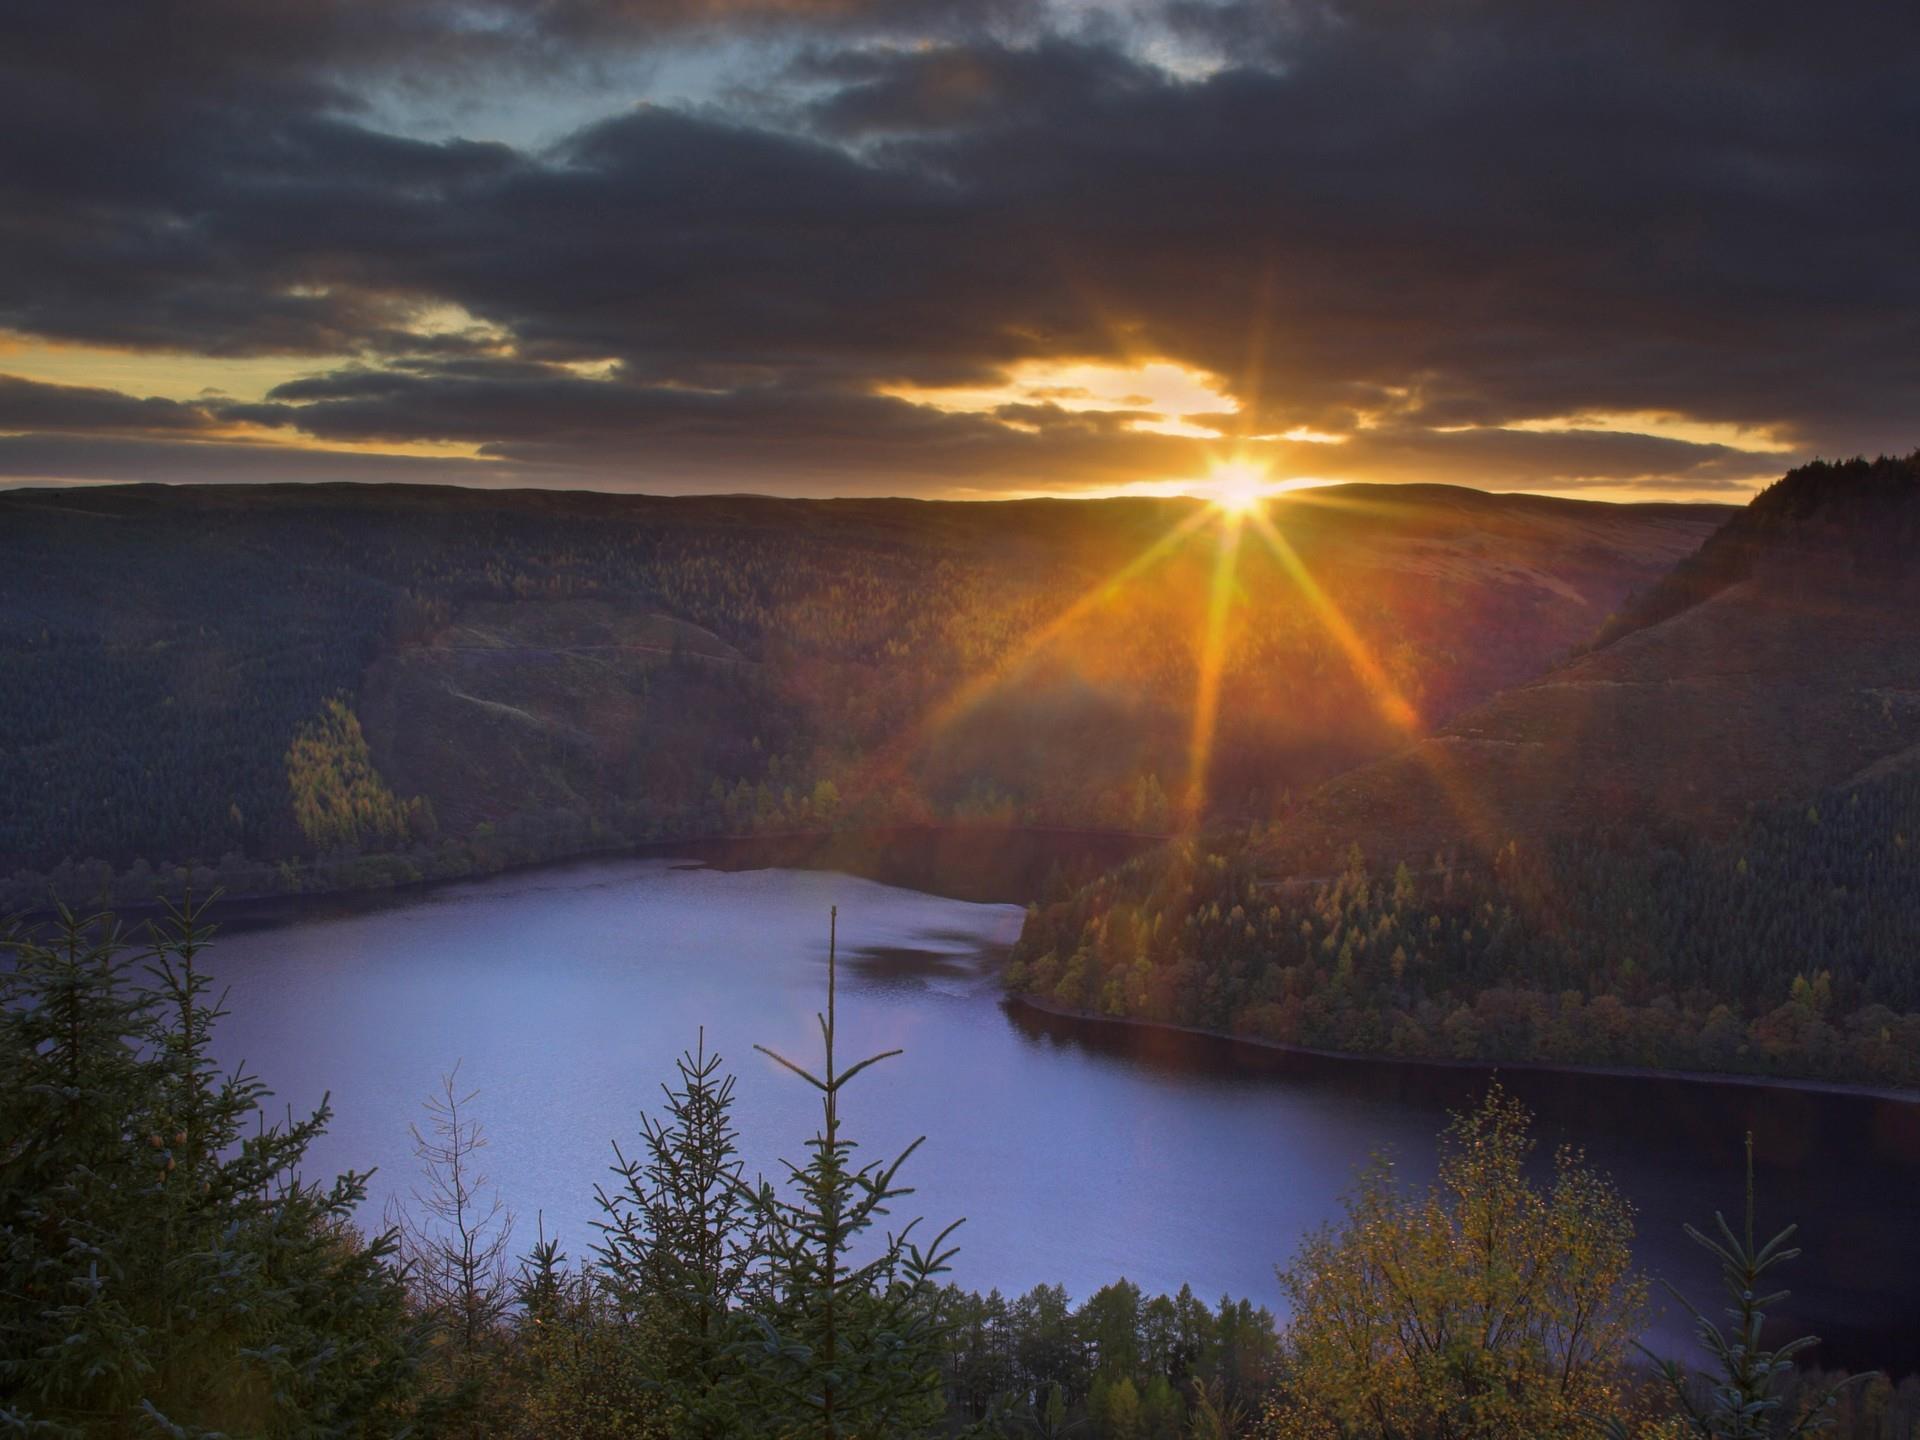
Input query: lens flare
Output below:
<box><xmin>1206</xmin><ymin>460</ymin><xmax>1270</xmax><ymax>515</ymax></box>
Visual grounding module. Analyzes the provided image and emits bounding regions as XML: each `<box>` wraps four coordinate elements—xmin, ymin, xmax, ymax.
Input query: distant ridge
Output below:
<box><xmin>0</xmin><ymin>479</ymin><xmax>1716</xmax><ymax>897</ymax></box>
<box><xmin>1261</xmin><ymin>451</ymin><xmax>1920</xmax><ymax>870</ymax></box>
<box><xmin>1590</xmin><ymin>452</ymin><xmax>1920</xmax><ymax>653</ymax></box>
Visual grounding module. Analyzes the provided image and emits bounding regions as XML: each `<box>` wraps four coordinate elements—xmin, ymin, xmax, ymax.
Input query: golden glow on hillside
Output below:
<box><xmin>1242</xmin><ymin>508</ymin><xmax>1418</xmax><ymax>732</ymax></box>
<box><xmin>1181</xmin><ymin>496</ymin><xmax>1246</xmax><ymax>824</ymax></box>
<box><xmin>829</xmin><ymin>458</ymin><xmax>1438</xmax><ymax>837</ymax></box>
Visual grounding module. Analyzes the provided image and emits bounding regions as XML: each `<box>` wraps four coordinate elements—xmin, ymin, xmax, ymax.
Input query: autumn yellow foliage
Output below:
<box><xmin>286</xmin><ymin>698</ymin><xmax>427</xmax><ymax>853</ymax></box>
<box><xmin>1267</xmin><ymin>1086</ymin><xmax>1646</xmax><ymax>1440</ymax></box>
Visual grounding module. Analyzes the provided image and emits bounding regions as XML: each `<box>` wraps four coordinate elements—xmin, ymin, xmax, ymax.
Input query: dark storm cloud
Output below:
<box><xmin>797</xmin><ymin>35</ymin><xmax>1156</xmax><ymax>138</ymax></box>
<box><xmin>1331</xmin><ymin>426</ymin><xmax>1778</xmax><ymax>496</ymax></box>
<box><xmin>0</xmin><ymin>376</ymin><xmax>220</xmax><ymax>434</ymax></box>
<box><xmin>0</xmin><ymin>434</ymin><xmax>518</xmax><ymax>487</ymax></box>
<box><xmin>1</xmin><ymin>0</ymin><xmax>1915</xmax><ymax>492</ymax></box>
<box><xmin>214</xmin><ymin>358</ymin><xmax>1202</xmax><ymax>489</ymax></box>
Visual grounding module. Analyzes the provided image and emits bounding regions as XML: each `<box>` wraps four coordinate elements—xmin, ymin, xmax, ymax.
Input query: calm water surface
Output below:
<box><xmin>208</xmin><ymin>857</ymin><xmax>1920</xmax><ymax>1367</ymax></box>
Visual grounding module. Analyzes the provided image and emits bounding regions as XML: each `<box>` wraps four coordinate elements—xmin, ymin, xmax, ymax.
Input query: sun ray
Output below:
<box><xmin>1243</xmin><ymin>506</ymin><xmax>1543</xmax><ymax>894</ymax></box>
<box><xmin>915</xmin><ymin>504</ymin><xmax>1215</xmax><ymax>742</ymax></box>
<box><xmin>1179</xmin><ymin>508</ymin><xmax>1245</xmax><ymax>831</ymax></box>
<box><xmin>1244</xmin><ymin>508</ymin><xmax>1420</xmax><ymax>734</ymax></box>
<box><xmin>1263</xmin><ymin>485</ymin><xmax>1414</xmax><ymax>523</ymax></box>
<box><xmin>827</xmin><ymin>503</ymin><xmax>1219</xmax><ymax>816</ymax></box>
<box><xmin>1232</xmin><ymin>261</ymin><xmax>1278</xmax><ymax>445</ymax></box>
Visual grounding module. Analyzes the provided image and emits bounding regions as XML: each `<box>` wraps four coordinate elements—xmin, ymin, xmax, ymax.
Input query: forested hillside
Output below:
<box><xmin>1012</xmin><ymin>455</ymin><xmax>1920</xmax><ymax>1086</ymax></box>
<box><xmin>1262</xmin><ymin>454</ymin><xmax>1920</xmax><ymax>870</ymax></box>
<box><xmin>1010</xmin><ymin>770</ymin><xmax>1920</xmax><ymax>1085</ymax></box>
<box><xmin>0</xmin><ymin>481</ymin><xmax>1717</xmax><ymax>908</ymax></box>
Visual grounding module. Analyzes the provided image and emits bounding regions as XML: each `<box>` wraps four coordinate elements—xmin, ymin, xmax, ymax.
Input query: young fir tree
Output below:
<box><xmin>503</xmin><ymin>1222</ymin><xmax>668</xmax><ymax>1440</ymax></box>
<box><xmin>0</xmin><ymin>897</ymin><xmax>420</xmax><ymax>1436</ymax></box>
<box><xmin>1623</xmin><ymin>1135</ymin><xmax>1874</xmax><ymax>1440</ymax></box>
<box><xmin>731</xmin><ymin>907</ymin><xmax>963</xmax><ymax>1439</ymax></box>
<box><xmin>595</xmin><ymin>1030</ymin><xmax>759</xmax><ymax>1438</ymax></box>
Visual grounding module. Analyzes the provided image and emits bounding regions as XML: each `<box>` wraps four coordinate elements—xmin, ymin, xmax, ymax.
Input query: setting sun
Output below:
<box><xmin>1205</xmin><ymin>460</ymin><xmax>1272</xmax><ymax>514</ymax></box>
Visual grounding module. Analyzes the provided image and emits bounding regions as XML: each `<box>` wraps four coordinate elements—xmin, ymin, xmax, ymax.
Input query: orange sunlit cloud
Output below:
<box><xmin>1491</xmin><ymin>411</ymin><xmax>1795</xmax><ymax>453</ymax></box>
<box><xmin>0</xmin><ymin>332</ymin><xmax>325</xmax><ymax>405</ymax></box>
<box><xmin>882</xmin><ymin>359</ymin><xmax>1242</xmax><ymax>440</ymax></box>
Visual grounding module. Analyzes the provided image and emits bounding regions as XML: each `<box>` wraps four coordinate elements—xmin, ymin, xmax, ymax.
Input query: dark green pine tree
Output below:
<box><xmin>0</xmin><ymin>897</ymin><xmax>421</xmax><ymax>1437</ymax></box>
<box><xmin>595</xmin><ymin>1029</ymin><xmax>759</xmax><ymax>1438</ymax></box>
<box><xmin>1628</xmin><ymin>1135</ymin><xmax>1875</xmax><ymax>1439</ymax></box>
<box><xmin>733</xmin><ymin>907</ymin><xmax>963</xmax><ymax>1440</ymax></box>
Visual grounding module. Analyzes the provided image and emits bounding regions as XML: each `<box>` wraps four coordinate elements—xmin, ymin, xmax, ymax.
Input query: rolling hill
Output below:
<box><xmin>1010</xmin><ymin>454</ymin><xmax>1920</xmax><ymax>1087</ymax></box>
<box><xmin>0</xmin><ymin>480</ymin><xmax>1720</xmax><ymax>906</ymax></box>
<box><xmin>1262</xmin><ymin>454</ymin><xmax>1920</xmax><ymax>872</ymax></box>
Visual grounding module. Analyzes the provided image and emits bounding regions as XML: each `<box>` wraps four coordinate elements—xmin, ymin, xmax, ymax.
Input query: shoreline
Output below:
<box><xmin>1008</xmin><ymin>991</ymin><xmax>1920</xmax><ymax>1106</ymax></box>
<box><xmin>19</xmin><ymin>824</ymin><xmax>1917</xmax><ymax>1105</ymax></box>
<box><xmin>4</xmin><ymin>823</ymin><xmax>1171</xmax><ymax>927</ymax></box>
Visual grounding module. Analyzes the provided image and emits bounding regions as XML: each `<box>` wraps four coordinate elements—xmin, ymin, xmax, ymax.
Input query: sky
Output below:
<box><xmin>2</xmin><ymin>0</ymin><xmax>1915</xmax><ymax>503</ymax></box>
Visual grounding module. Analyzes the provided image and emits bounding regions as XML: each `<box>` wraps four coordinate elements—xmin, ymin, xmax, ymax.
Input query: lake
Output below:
<box><xmin>206</xmin><ymin>853</ymin><xmax>1920</xmax><ymax>1368</ymax></box>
